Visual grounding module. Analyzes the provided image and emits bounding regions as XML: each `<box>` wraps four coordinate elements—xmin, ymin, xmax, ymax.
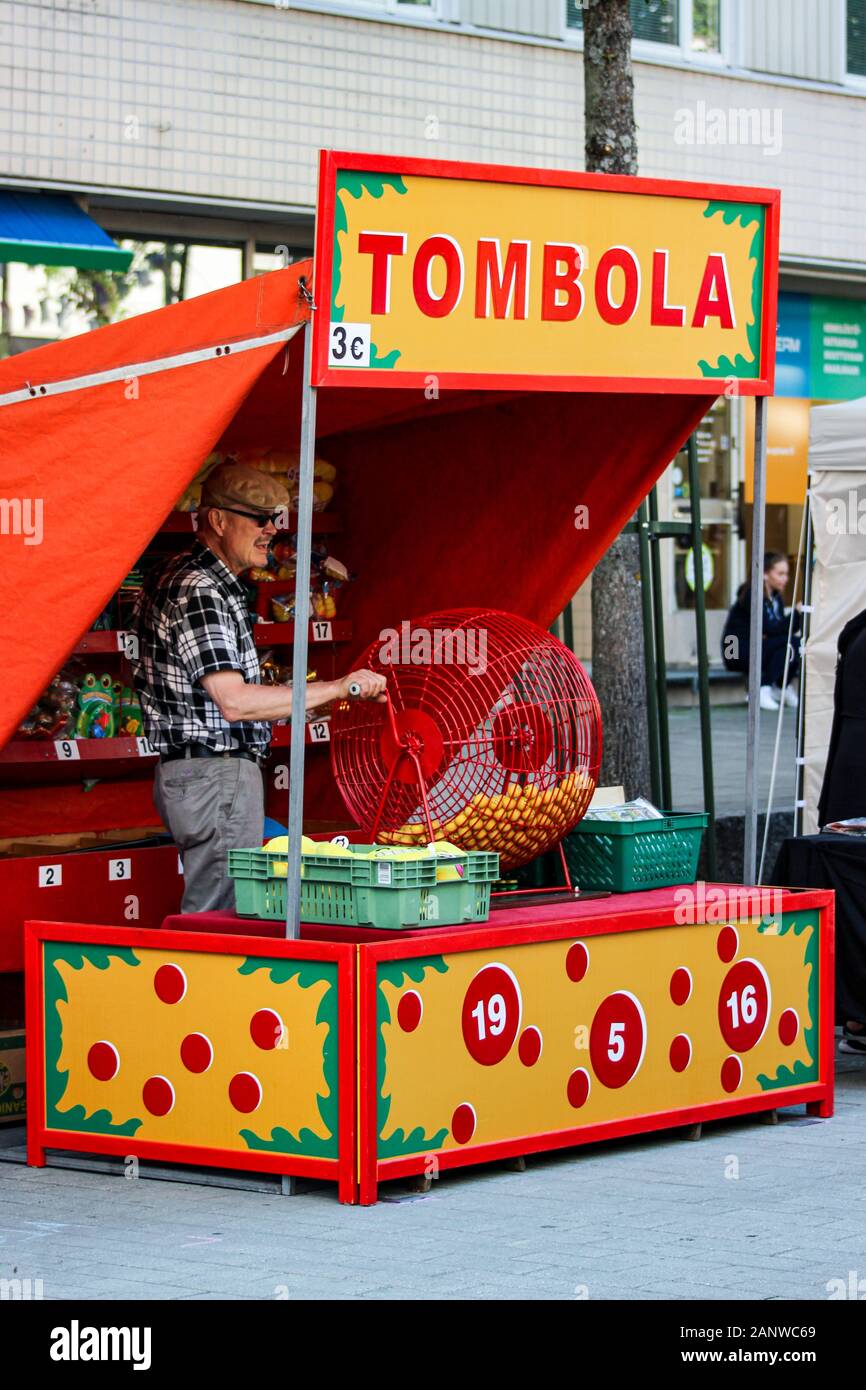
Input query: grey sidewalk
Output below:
<box><xmin>1</xmin><ymin>1050</ymin><xmax>862</xmax><ymax>1301</ymax></box>
<box><xmin>669</xmin><ymin>703</ymin><xmax>797</xmax><ymax>819</ymax></box>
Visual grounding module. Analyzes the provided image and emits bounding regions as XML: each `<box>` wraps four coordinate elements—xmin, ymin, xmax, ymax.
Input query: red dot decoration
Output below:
<box><xmin>461</xmin><ymin>964</ymin><xmax>522</xmax><ymax>1066</ymax></box>
<box><xmin>721</xmin><ymin>1055</ymin><xmax>742</xmax><ymax>1093</ymax></box>
<box><xmin>567</xmin><ymin>1068</ymin><xmax>591</xmax><ymax>1108</ymax></box>
<box><xmin>518</xmin><ymin>1026</ymin><xmax>542</xmax><ymax>1067</ymax></box>
<box><xmin>779</xmin><ymin>1009</ymin><xmax>799</xmax><ymax>1046</ymax></box>
<box><xmin>670</xmin><ymin>968</ymin><xmax>692</xmax><ymax>1006</ymax></box>
<box><xmin>589</xmin><ymin>991</ymin><xmax>647</xmax><ymax>1090</ymax></box>
<box><xmin>250</xmin><ymin>1009</ymin><xmax>284</xmax><ymax>1051</ymax></box>
<box><xmin>718</xmin><ymin>958</ymin><xmax>771</xmax><ymax>1052</ymax></box>
<box><xmin>142</xmin><ymin>1075</ymin><xmax>175</xmax><ymax>1116</ymax></box>
<box><xmin>87</xmin><ymin>1041</ymin><xmax>119</xmax><ymax>1082</ymax></box>
<box><xmin>229</xmin><ymin>1071</ymin><xmax>262</xmax><ymax>1114</ymax></box>
<box><xmin>397</xmin><ymin>991</ymin><xmax>423</xmax><ymax>1033</ymax></box>
<box><xmin>669</xmin><ymin>1034</ymin><xmax>692</xmax><ymax>1073</ymax></box>
<box><xmin>717</xmin><ymin>927</ymin><xmax>738</xmax><ymax>963</ymax></box>
<box><xmin>154</xmin><ymin>964</ymin><xmax>187</xmax><ymax>1005</ymax></box>
<box><xmin>566</xmin><ymin>942</ymin><xmax>589</xmax><ymax>983</ymax></box>
<box><xmin>180</xmin><ymin>1033</ymin><xmax>213</xmax><ymax>1074</ymax></box>
<box><xmin>451</xmin><ymin>1102</ymin><xmax>476</xmax><ymax>1144</ymax></box>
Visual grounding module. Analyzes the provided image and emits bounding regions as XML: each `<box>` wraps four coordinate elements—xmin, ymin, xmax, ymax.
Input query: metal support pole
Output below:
<box><xmin>744</xmin><ymin>396</ymin><xmax>768</xmax><ymax>885</ymax></box>
<box><xmin>686</xmin><ymin>435</ymin><xmax>717</xmax><ymax>877</ymax></box>
<box><xmin>648</xmin><ymin>486</ymin><xmax>672</xmax><ymax>809</ymax></box>
<box><xmin>284</xmin><ymin>320</ymin><xmax>317</xmax><ymax>939</ymax></box>
<box><xmin>637</xmin><ymin>499</ymin><xmax>662</xmax><ymax>807</ymax></box>
<box><xmin>795</xmin><ymin>485</ymin><xmax>813</xmax><ymax>837</ymax></box>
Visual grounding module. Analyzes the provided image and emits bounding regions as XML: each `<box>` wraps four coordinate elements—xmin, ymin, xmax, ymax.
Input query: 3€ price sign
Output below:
<box><xmin>312</xmin><ymin>150</ymin><xmax>779</xmax><ymax>395</ymax></box>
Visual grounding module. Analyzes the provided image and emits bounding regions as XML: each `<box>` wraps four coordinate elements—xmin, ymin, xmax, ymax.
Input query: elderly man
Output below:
<box><xmin>131</xmin><ymin>460</ymin><xmax>385</xmax><ymax>913</ymax></box>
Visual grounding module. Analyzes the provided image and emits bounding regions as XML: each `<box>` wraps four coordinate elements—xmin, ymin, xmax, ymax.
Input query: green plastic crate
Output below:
<box><xmin>564</xmin><ymin>813</ymin><xmax>708</xmax><ymax>893</ymax></box>
<box><xmin>227</xmin><ymin>845</ymin><xmax>500</xmax><ymax>928</ymax></box>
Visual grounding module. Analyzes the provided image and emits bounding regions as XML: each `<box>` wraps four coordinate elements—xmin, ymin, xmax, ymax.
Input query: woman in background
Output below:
<box><xmin>722</xmin><ymin>551</ymin><xmax>800</xmax><ymax>711</ymax></box>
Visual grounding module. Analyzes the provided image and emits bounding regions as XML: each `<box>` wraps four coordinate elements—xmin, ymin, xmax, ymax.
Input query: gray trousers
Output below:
<box><xmin>154</xmin><ymin>757</ymin><xmax>265</xmax><ymax>914</ymax></box>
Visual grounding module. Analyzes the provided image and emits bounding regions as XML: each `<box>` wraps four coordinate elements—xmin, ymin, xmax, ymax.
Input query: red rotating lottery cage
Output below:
<box><xmin>330</xmin><ymin>608</ymin><xmax>602</xmax><ymax>870</ymax></box>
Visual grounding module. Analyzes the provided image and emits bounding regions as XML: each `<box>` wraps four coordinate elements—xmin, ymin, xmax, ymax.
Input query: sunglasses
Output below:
<box><xmin>219</xmin><ymin>505</ymin><xmax>283</xmax><ymax>529</ymax></box>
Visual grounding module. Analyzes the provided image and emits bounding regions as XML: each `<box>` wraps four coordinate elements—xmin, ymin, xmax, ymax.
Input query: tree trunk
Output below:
<box><xmin>584</xmin><ymin>0</ymin><xmax>650</xmax><ymax>801</ymax></box>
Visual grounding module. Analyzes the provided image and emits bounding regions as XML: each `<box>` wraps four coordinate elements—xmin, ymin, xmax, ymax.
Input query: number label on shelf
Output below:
<box><xmin>309</xmin><ymin>721</ymin><xmax>331</xmax><ymax>743</ymax></box>
<box><xmin>109</xmin><ymin>858</ymin><xmax>132</xmax><ymax>881</ymax></box>
<box><xmin>136</xmin><ymin>737</ymin><xmax>156</xmax><ymax>757</ymax></box>
<box><xmin>116</xmin><ymin>630</ymin><xmax>139</xmax><ymax>659</ymax></box>
<box><xmin>328</xmin><ymin>322</ymin><xmax>371</xmax><ymax>368</ymax></box>
<box><xmin>311</xmin><ymin>621</ymin><xmax>333</xmax><ymax>642</ymax></box>
<box><xmin>38</xmin><ymin>864</ymin><xmax>63</xmax><ymax>888</ymax></box>
<box><xmin>54</xmin><ymin>739</ymin><xmax>80</xmax><ymax>760</ymax></box>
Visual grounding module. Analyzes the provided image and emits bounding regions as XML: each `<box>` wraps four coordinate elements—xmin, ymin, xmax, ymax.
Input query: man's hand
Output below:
<box><xmin>338</xmin><ymin>668</ymin><xmax>388</xmax><ymax>702</ymax></box>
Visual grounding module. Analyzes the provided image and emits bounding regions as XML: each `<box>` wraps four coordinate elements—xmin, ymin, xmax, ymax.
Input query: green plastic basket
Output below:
<box><xmin>564</xmin><ymin>813</ymin><xmax>708</xmax><ymax>893</ymax></box>
<box><xmin>227</xmin><ymin>845</ymin><xmax>500</xmax><ymax>929</ymax></box>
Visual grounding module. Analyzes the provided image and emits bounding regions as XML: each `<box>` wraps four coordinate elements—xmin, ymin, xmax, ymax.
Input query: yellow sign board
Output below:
<box><xmin>312</xmin><ymin>152</ymin><xmax>779</xmax><ymax>394</ymax></box>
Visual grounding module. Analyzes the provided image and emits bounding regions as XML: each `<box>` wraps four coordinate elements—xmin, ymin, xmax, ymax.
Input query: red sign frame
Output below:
<box><xmin>311</xmin><ymin>149</ymin><xmax>780</xmax><ymax>396</ymax></box>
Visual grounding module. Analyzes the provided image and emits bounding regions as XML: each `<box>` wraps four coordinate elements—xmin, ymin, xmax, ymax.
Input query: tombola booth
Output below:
<box><xmin>0</xmin><ymin>152</ymin><xmax>834</xmax><ymax>1203</ymax></box>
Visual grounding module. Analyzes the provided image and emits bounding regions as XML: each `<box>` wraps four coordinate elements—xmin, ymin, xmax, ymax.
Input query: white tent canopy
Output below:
<box><xmin>803</xmin><ymin>396</ymin><xmax>866</xmax><ymax>833</ymax></box>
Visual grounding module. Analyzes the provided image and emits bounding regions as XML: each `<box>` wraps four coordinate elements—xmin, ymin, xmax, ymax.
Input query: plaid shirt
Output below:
<box><xmin>131</xmin><ymin>540</ymin><xmax>271</xmax><ymax>756</ymax></box>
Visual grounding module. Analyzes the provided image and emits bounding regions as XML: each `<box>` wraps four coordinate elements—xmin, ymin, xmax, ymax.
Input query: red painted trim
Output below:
<box><xmin>25</xmin><ymin>919</ymin><xmax>349</xmax><ymax>962</ymax></box>
<box><xmin>372</xmin><ymin>1081</ymin><xmax>830</xmax><ymax>1184</ymax></box>
<box><xmin>819</xmin><ymin>891</ymin><xmax>836</xmax><ymax>1116</ymax></box>
<box><xmin>313</xmin><ymin>370</ymin><xmax>771</xmax><ymax>396</ymax></box>
<box><xmin>358</xmin><ymin>945</ymin><xmax>379</xmax><ymax>1206</ymax></box>
<box><xmin>24</xmin><ymin>923</ymin><xmax>46</xmax><ymax>1167</ymax></box>
<box><xmin>31</xmin><ymin>1127</ymin><xmax>340</xmax><ymax>1181</ymax></box>
<box><xmin>760</xmin><ymin>191</ymin><xmax>781</xmax><ymax>392</ymax></box>
<box><xmin>356</xmin><ymin>888</ymin><xmax>836</xmax><ymax>963</ymax></box>
<box><xmin>311</xmin><ymin>148</ymin><xmax>780</xmax><ymax>393</ymax></box>
<box><xmin>311</xmin><ymin>149</ymin><xmax>336</xmax><ymax>390</ymax></box>
<box><xmin>337</xmin><ymin>946</ymin><xmax>357</xmax><ymax>1204</ymax></box>
<box><xmin>320</xmin><ymin>149</ymin><xmax>781</xmax><ymax>205</ymax></box>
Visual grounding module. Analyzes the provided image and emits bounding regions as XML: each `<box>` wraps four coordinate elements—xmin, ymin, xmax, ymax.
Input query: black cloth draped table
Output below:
<box><xmin>770</xmin><ymin>833</ymin><xmax>866</xmax><ymax>1025</ymax></box>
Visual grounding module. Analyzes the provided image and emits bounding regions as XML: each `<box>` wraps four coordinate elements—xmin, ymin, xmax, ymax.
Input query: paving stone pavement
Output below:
<box><xmin>669</xmin><ymin>704</ymin><xmax>797</xmax><ymax>818</ymax></box>
<box><xmin>1</xmin><ymin>1049</ymin><xmax>862</xmax><ymax>1302</ymax></box>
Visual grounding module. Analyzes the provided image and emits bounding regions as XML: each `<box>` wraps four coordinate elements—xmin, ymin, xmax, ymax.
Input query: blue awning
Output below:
<box><xmin>0</xmin><ymin>192</ymin><xmax>133</xmax><ymax>271</ymax></box>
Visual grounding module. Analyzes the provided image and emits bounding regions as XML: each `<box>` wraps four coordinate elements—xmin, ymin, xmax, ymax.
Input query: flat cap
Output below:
<box><xmin>200</xmin><ymin>461</ymin><xmax>290</xmax><ymax>513</ymax></box>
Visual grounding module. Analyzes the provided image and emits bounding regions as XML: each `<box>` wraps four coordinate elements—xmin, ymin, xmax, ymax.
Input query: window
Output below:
<box><xmin>690</xmin><ymin>0</ymin><xmax>721</xmax><ymax>55</ymax></box>
<box><xmin>848</xmin><ymin>0</ymin><xmax>866</xmax><ymax>76</ymax></box>
<box><xmin>567</xmin><ymin>0</ymin><xmax>679</xmax><ymax>46</ymax></box>
<box><xmin>567</xmin><ymin>1</ymin><xmax>723</xmax><ymax>57</ymax></box>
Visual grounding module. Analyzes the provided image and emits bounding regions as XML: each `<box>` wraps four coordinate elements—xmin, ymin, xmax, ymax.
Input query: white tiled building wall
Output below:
<box><xmin>3</xmin><ymin>0</ymin><xmax>866</xmax><ymax>266</ymax></box>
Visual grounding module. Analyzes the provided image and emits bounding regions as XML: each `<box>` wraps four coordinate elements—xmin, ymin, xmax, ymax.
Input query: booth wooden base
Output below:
<box><xmin>25</xmin><ymin>886</ymin><xmax>834</xmax><ymax>1205</ymax></box>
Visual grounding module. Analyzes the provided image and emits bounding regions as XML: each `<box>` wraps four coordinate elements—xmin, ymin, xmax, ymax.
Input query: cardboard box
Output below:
<box><xmin>0</xmin><ymin>1031</ymin><xmax>25</xmax><ymax>1123</ymax></box>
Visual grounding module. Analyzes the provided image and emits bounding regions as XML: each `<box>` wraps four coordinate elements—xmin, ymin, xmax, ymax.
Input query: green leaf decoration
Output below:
<box><xmin>332</xmin><ymin>170</ymin><xmax>407</xmax><ymax>369</ymax></box>
<box><xmin>756</xmin><ymin>910</ymin><xmax>820</xmax><ymax>1090</ymax></box>
<box><xmin>377</xmin><ymin>956</ymin><xmax>449</xmax><ymax>1157</ymax></box>
<box><xmin>44</xmin><ymin>942</ymin><xmax>143</xmax><ymax>1136</ymax></box>
<box><xmin>698</xmin><ymin>201</ymin><xmax>765</xmax><ymax>379</ymax></box>
<box><xmin>238</xmin><ymin>957</ymin><xmax>339</xmax><ymax>1157</ymax></box>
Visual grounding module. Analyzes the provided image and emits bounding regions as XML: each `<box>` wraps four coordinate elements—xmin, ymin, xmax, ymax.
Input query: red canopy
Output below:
<box><xmin>0</xmin><ymin>260</ymin><xmax>712</xmax><ymax>800</ymax></box>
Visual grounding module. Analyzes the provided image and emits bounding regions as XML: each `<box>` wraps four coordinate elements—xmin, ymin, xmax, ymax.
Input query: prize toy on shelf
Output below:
<box><xmin>16</xmin><ymin>672</ymin><xmax>79</xmax><ymax>739</ymax></box>
<box><xmin>247</xmin><ymin>534</ymin><xmax>352</xmax><ymax>623</ymax></box>
<box><xmin>175</xmin><ymin>448</ymin><xmax>337</xmax><ymax>514</ymax></box>
<box><xmin>76</xmin><ymin>673</ymin><xmax>116</xmax><ymax>738</ymax></box>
